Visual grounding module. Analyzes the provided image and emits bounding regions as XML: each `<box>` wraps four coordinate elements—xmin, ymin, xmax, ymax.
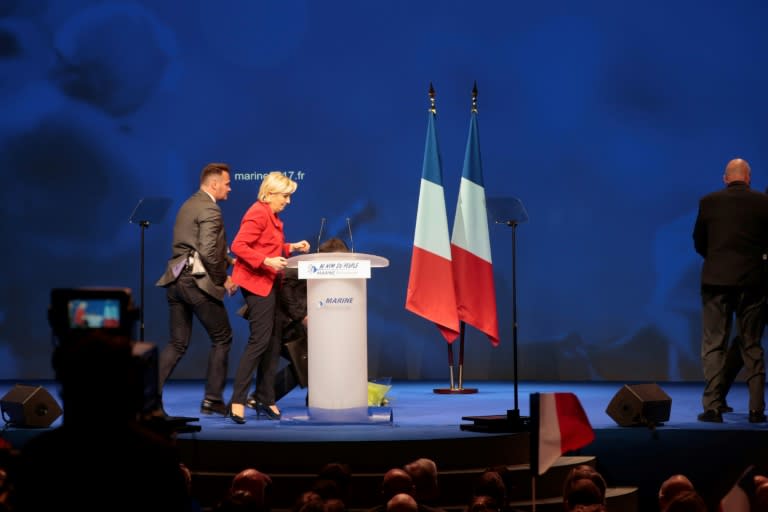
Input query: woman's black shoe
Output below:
<box><xmin>228</xmin><ymin>404</ymin><xmax>246</xmax><ymax>424</ymax></box>
<box><xmin>255</xmin><ymin>403</ymin><xmax>281</xmax><ymax>420</ymax></box>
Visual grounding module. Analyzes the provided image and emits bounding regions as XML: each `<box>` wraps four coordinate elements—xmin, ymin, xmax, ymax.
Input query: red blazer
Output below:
<box><xmin>231</xmin><ymin>201</ymin><xmax>290</xmax><ymax>296</ymax></box>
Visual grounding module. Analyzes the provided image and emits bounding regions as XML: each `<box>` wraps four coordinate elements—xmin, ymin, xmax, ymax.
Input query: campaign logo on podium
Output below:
<box><xmin>317</xmin><ymin>296</ymin><xmax>355</xmax><ymax>309</ymax></box>
<box><xmin>299</xmin><ymin>260</ymin><xmax>371</xmax><ymax>279</ymax></box>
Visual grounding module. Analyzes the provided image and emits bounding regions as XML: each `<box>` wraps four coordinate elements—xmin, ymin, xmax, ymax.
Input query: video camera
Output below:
<box><xmin>47</xmin><ymin>288</ymin><xmax>201</xmax><ymax>434</ymax></box>
<box><xmin>48</xmin><ymin>287</ymin><xmax>139</xmax><ymax>342</ymax></box>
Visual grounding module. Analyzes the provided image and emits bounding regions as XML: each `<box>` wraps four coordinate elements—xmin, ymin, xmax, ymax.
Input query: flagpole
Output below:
<box><xmin>458</xmin><ymin>321</ymin><xmax>467</xmax><ymax>388</ymax></box>
<box><xmin>422</xmin><ymin>82</ymin><xmax>474</xmax><ymax>396</ymax></box>
<box><xmin>437</xmin><ymin>82</ymin><xmax>491</xmax><ymax>396</ymax></box>
<box><xmin>447</xmin><ymin>340</ymin><xmax>455</xmax><ymax>390</ymax></box>
<box><xmin>434</xmin><ymin>322</ymin><xmax>478</xmax><ymax>394</ymax></box>
<box><xmin>406</xmin><ymin>82</ymin><xmax>468</xmax><ymax>394</ymax></box>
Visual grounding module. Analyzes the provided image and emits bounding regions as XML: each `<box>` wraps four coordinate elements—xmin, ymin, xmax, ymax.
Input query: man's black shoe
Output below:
<box><xmin>718</xmin><ymin>404</ymin><xmax>734</xmax><ymax>413</ymax></box>
<box><xmin>749</xmin><ymin>410</ymin><xmax>767</xmax><ymax>423</ymax></box>
<box><xmin>697</xmin><ymin>409</ymin><xmax>723</xmax><ymax>423</ymax></box>
<box><xmin>200</xmin><ymin>399</ymin><xmax>227</xmax><ymax>416</ymax></box>
<box><xmin>147</xmin><ymin>406</ymin><xmax>169</xmax><ymax>419</ymax></box>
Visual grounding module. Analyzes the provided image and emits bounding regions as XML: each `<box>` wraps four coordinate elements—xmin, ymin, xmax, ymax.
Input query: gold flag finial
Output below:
<box><xmin>471</xmin><ymin>81</ymin><xmax>478</xmax><ymax>114</ymax></box>
<box><xmin>429</xmin><ymin>82</ymin><xmax>436</xmax><ymax>114</ymax></box>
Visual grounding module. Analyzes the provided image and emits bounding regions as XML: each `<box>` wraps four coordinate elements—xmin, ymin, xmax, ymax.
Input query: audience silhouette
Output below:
<box><xmin>471</xmin><ymin>470</ymin><xmax>507</xmax><ymax>512</ymax></box>
<box><xmin>387</xmin><ymin>493</ymin><xmax>418</xmax><ymax>512</ymax></box>
<box><xmin>658</xmin><ymin>474</ymin><xmax>695</xmax><ymax>511</ymax></box>
<box><xmin>664</xmin><ymin>490</ymin><xmax>706</xmax><ymax>512</ymax></box>
<box><xmin>13</xmin><ymin>331</ymin><xmax>190</xmax><ymax>512</ymax></box>
<box><xmin>404</xmin><ymin>458</ymin><xmax>442</xmax><ymax>508</ymax></box>
<box><xmin>215</xmin><ymin>467</ymin><xmax>274</xmax><ymax>512</ymax></box>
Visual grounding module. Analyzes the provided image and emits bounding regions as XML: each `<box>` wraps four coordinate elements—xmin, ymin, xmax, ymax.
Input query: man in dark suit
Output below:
<box><xmin>693</xmin><ymin>157</ymin><xmax>768</xmax><ymax>423</ymax></box>
<box><xmin>156</xmin><ymin>162</ymin><xmax>238</xmax><ymax>416</ymax></box>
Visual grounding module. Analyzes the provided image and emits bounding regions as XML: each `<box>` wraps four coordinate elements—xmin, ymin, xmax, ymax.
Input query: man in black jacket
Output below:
<box><xmin>693</xmin><ymin>157</ymin><xmax>768</xmax><ymax>423</ymax></box>
<box><xmin>156</xmin><ymin>162</ymin><xmax>238</xmax><ymax>416</ymax></box>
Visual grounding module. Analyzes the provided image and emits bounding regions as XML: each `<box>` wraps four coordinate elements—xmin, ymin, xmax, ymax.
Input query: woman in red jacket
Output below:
<box><xmin>228</xmin><ymin>171</ymin><xmax>310</xmax><ymax>423</ymax></box>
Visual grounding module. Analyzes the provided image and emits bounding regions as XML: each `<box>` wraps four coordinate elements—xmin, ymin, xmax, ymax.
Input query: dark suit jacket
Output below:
<box><xmin>276</xmin><ymin>267</ymin><xmax>308</xmax><ymax>346</ymax></box>
<box><xmin>280</xmin><ymin>267</ymin><xmax>307</xmax><ymax>326</ymax></box>
<box><xmin>693</xmin><ymin>181</ymin><xmax>768</xmax><ymax>287</ymax></box>
<box><xmin>156</xmin><ymin>190</ymin><xmax>230</xmax><ymax>300</ymax></box>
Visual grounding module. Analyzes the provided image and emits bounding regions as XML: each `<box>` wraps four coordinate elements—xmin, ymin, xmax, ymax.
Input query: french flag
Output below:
<box><xmin>530</xmin><ymin>392</ymin><xmax>595</xmax><ymax>476</ymax></box>
<box><xmin>405</xmin><ymin>103</ymin><xmax>460</xmax><ymax>342</ymax></box>
<box><xmin>450</xmin><ymin>102</ymin><xmax>499</xmax><ymax>345</ymax></box>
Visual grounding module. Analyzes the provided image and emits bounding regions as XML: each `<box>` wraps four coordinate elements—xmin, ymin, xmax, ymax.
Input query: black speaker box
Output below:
<box><xmin>605</xmin><ymin>383</ymin><xmax>671</xmax><ymax>427</ymax></box>
<box><xmin>1</xmin><ymin>384</ymin><xmax>62</xmax><ymax>428</ymax></box>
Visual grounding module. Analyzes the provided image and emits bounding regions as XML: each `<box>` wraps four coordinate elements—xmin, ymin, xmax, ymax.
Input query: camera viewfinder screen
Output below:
<box><xmin>67</xmin><ymin>299</ymin><xmax>121</xmax><ymax>329</ymax></box>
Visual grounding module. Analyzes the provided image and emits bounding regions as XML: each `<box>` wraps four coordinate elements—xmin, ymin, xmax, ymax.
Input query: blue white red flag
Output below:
<box><xmin>405</xmin><ymin>106</ymin><xmax>460</xmax><ymax>342</ymax></box>
<box><xmin>450</xmin><ymin>106</ymin><xmax>499</xmax><ymax>345</ymax></box>
<box><xmin>530</xmin><ymin>392</ymin><xmax>595</xmax><ymax>476</ymax></box>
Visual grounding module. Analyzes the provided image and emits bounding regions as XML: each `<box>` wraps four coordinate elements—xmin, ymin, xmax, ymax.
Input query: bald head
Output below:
<box><xmin>231</xmin><ymin>468</ymin><xmax>272</xmax><ymax>503</ymax></box>
<box><xmin>381</xmin><ymin>468</ymin><xmax>415</xmax><ymax>500</ymax></box>
<box><xmin>387</xmin><ymin>493</ymin><xmax>418</xmax><ymax>512</ymax></box>
<box><xmin>659</xmin><ymin>474</ymin><xmax>694</xmax><ymax>510</ymax></box>
<box><xmin>724</xmin><ymin>158</ymin><xmax>751</xmax><ymax>184</ymax></box>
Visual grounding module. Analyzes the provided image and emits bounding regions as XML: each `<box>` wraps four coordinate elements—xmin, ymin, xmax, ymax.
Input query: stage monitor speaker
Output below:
<box><xmin>605</xmin><ymin>383</ymin><xmax>671</xmax><ymax>427</ymax></box>
<box><xmin>1</xmin><ymin>384</ymin><xmax>62</xmax><ymax>428</ymax></box>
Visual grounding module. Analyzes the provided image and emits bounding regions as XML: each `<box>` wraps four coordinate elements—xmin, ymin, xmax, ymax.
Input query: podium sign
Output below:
<box><xmin>298</xmin><ymin>259</ymin><xmax>371</xmax><ymax>279</ymax></box>
<box><xmin>287</xmin><ymin>252</ymin><xmax>388</xmax><ymax>420</ymax></box>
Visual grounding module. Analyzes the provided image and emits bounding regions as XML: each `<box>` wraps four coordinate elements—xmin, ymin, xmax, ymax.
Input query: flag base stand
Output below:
<box><xmin>435</xmin><ymin>337</ymin><xmax>479</xmax><ymax>394</ymax></box>
<box><xmin>459</xmin><ymin>408</ymin><xmax>530</xmax><ymax>433</ymax></box>
<box><xmin>433</xmin><ymin>387</ymin><xmax>478</xmax><ymax>394</ymax></box>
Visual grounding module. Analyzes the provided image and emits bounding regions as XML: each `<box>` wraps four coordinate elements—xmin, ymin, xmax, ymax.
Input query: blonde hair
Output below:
<box><xmin>258</xmin><ymin>171</ymin><xmax>298</xmax><ymax>202</ymax></box>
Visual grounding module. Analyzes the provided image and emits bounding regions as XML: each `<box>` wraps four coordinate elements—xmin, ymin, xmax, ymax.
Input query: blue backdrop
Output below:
<box><xmin>2</xmin><ymin>0</ymin><xmax>767</xmax><ymax>383</ymax></box>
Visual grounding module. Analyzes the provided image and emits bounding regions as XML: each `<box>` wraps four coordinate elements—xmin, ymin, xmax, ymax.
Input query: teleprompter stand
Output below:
<box><xmin>129</xmin><ymin>197</ymin><xmax>172</xmax><ymax>341</ymax></box>
<box><xmin>461</xmin><ymin>197</ymin><xmax>530</xmax><ymax>432</ymax></box>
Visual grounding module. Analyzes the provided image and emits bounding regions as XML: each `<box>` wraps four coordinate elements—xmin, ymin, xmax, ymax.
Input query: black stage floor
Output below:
<box><xmin>2</xmin><ymin>379</ymin><xmax>767</xmax><ymax>511</ymax></box>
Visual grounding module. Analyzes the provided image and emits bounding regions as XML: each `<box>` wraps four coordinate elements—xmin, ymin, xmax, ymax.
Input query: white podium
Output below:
<box><xmin>283</xmin><ymin>252</ymin><xmax>390</xmax><ymax>424</ymax></box>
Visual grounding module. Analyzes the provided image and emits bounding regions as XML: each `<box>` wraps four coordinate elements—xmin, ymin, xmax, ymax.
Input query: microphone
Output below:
<box><xmin>316</xmin><ymin>217</ymin><xmax>326</xmax><ymax>253</ymax></box>
<box><xmin>346</xmin><ymin>217</ymin><xmax>355</xmax><ymax>253</ymax></box>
